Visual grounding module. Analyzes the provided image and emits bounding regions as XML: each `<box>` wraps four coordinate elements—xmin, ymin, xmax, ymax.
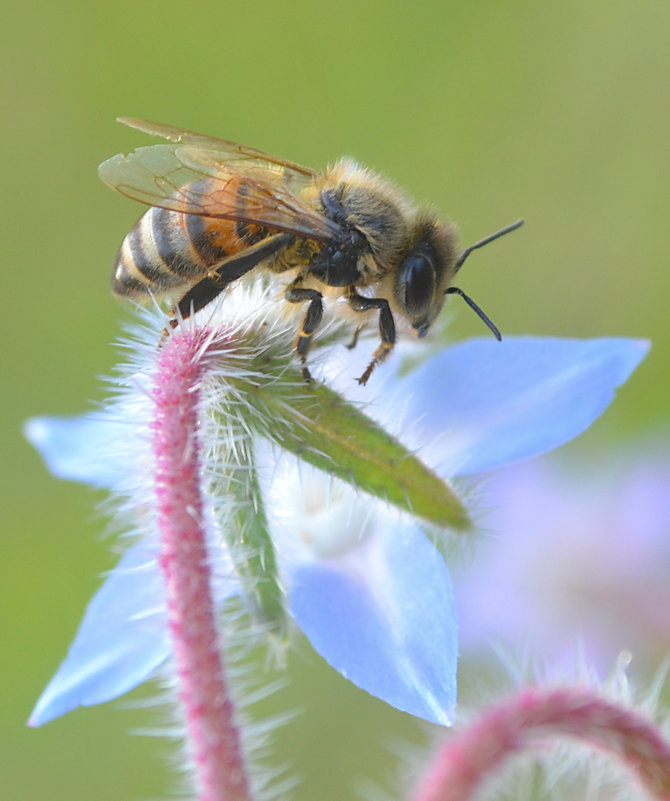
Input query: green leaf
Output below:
<box><xmin>228</xmin><ymin>352</ymin><xmax>470</xmax><ymax>531</ymax></box>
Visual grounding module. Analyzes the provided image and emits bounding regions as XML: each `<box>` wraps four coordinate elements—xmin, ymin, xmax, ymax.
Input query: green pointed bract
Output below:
<box><xmin>207</xmin><ymin>433</ymin><xmax>287</xmax><ymax>637</ymax></box>
<box><xmin>224</xmin><ymin>345</ymin><xmax>471</xmax><ymax>532</ymax></box>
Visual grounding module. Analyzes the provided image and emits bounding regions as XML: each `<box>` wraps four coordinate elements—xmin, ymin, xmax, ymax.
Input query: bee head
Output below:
<box><xmin>394</xmin><ymin>220</ymin><xmax>458</xmax><ymax>336</ymax></box>
<box><xmin>395</xmin><ymin>217</ymin><xmax>523</xmax><ymax>340</ymax></box>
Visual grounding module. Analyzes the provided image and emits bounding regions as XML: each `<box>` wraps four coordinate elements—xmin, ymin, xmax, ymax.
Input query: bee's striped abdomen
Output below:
<box><xmin>111</xmin><ymin>177</ymin><xmax>265</xmax><ymax>299</ymax></box>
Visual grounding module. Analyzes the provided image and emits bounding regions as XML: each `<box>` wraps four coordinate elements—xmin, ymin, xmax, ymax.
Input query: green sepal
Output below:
<box><xmin>206</xmin><ymin>433</ymin><xmax>286</xmax><ymax>637</ymax></box>
<box><xmin>231</xmin><ymin>351</ymin><xmax>471</xmax><ymax>531</ymax></box>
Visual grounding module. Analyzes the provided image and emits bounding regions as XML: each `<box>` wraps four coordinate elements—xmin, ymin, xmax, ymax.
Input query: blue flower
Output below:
<box><xmin>25</xmin><ymin>316</ymin><xmax>648</xmax><ymax>728</ymax></box>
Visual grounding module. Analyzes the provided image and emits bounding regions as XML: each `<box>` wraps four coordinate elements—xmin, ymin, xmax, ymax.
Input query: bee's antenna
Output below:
<box><xmin>446</xmin><ymin>286</ymin><xmax>502</xmax><ymax>341</ymax></box>
<box><xmin>455</xmin><ymin>218</ymin><xmax>524</xmax><ymax>272</ymax></box>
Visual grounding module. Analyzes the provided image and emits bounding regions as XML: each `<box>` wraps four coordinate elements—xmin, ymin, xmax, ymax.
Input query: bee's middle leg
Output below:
<box><xmin>346</xmin><ymin>291</ymin><xmax>396</xmax><ymax>385</ymax></box>
<box><xmin>285</xmin><ymin>282</ymin><xmax>324</xmax><ymax>382</ymax></box>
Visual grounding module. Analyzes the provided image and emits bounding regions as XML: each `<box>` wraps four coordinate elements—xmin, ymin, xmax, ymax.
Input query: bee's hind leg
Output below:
<box><xmin>346</xmin><ymin>290</ymin><xmax>396</xmax><ymax>385</ymax></box>
<box><xmin>169</xmin><ymin>232</ymin><xmax>295</xmax><ymax>328</ymax></box>
<box><xmin>285</xmin><ymin>280</ymin><xmax>324</xmax><ymax>382</ymax></box>
<box><xmin>169</xmin><ymin>275</ymin><xmax>227</xmax><ymax>329</ymax></box>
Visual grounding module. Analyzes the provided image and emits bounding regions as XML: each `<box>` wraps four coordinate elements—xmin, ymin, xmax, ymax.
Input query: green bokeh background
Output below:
<box><xmin>4</xmin><ymin>1</ymin><xmax>669</xmax><ymax>798</ymax></box>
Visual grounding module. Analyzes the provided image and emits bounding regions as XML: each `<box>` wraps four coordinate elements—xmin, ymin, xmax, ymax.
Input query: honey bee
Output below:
<box><xmin>100</xmin><ymin>118</ymin><xmax>522</xmax><ymax>384</ymax></box>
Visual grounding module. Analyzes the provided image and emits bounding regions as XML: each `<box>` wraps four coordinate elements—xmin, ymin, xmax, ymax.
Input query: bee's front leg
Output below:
<box><xmin>345</xmin><ymin>326</ymin><xmax>363</xmax><ymax>350</ymax></box>
<box><xmin>346</xmin><ymin>290</ymin><xmax>396</xmax><ymax>385</ymax></box>
<box><xmin>285</xmin><ymin>280</ymin><xmax>324</xmax><ymax>382</ymax></box>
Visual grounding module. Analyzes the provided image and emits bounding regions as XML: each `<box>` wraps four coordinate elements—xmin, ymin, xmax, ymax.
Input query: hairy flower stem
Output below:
<box><xmin>153</xmin><ymin>328</ymin><xmax>253</xmax><ymax>801</ymax></box>
<box><xmin>411</xmin><ymin>687</ymin><xmax>670</xmax><ymax>801</ymax></box>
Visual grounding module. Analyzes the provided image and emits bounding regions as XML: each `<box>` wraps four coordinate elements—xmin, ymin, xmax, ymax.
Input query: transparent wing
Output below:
<box><xmin>98</xmin><ymin>120</ymin><xmax>341</xmax><ymax>242</ymax></box>
<box><xmin>118</xmin><ymin>117</ymin><xmax>318</xmax><ymax>180</ymax></box>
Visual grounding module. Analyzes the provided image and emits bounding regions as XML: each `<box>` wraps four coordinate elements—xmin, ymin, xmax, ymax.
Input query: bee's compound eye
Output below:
<box><xmin>398</xmin><ymin>252</ymin><xmax>435</xmax><ymax>318</ymax></box>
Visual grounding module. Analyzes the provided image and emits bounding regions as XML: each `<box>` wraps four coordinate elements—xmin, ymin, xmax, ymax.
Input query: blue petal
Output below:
<box><xmin>30</xmin><ymin>536</ymin><xmax>239</xmax><ymax>726</ymax></box>
<box><xmin>29</xmin><ymin>539</ymin><xmax>170</xmax><ymax>726</ymax></box>
<box><xmin>289</xmin><ymin>523</ymin><xmax>457</xmax><ymax>726</ymax></box>
<box><xmin>24</xmin><ymin>415</ymin><xmax>130</xmax><ymax>488</ymax></box>
<box><xmin>400</xmin><ymin>337</ymin><xmax>649</xmax><ymax>476</ymax></box>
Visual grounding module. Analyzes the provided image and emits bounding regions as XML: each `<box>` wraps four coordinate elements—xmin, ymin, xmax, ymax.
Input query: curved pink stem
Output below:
<box><xmin>153</xmin><ymin>327</ymin><xmax>253</xmax><ymax>801</ymax></box>
<box><xmin>411</xmin><ymin>687</ymin><xmax>670</xmax><ymax>801</ymax></box>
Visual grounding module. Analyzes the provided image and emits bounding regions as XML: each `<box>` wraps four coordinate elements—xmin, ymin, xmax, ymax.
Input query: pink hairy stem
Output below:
<box><xmin>411</xmin><ymin>687</ymin><xmax>670</xmax><ymax>801</ymax></box>
<box><xmin>152</xmin><ymin>327</ymin><xmax>253</xmax><ymax>801</ymax></box>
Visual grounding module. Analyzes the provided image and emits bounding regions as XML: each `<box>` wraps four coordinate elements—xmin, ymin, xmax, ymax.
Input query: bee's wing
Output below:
<box><xmin>99</xmin><ymin>124</ymin><xmax>341</xmax><ymax>242</ymax></box>
<box><xmin>118</xmin><ymin>117</ymin><xmax>318</xmax><ymax>180</ymax></box>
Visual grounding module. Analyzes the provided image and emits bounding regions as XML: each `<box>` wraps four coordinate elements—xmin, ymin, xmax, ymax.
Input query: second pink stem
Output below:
<box><xmin>411</xmin><ymin>687</ymin><xmax>670</xmax><ymax>801</ymax></box>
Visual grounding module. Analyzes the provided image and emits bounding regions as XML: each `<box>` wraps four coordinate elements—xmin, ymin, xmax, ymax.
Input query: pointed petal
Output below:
<box><xmin>29</xmin><ymin>540</ymin><xmax>169</xmax><ymax>726</ymax></box>
<box><xmin>24</xmin><ymin>415</ymin><xmax>131</xmax><ymax>488</ymax></box>
<box><xmin>400</xmin><ymin>337</ymin><xmax>649</xmax><ymax>476</ymax></box>
<box><xmin>289</xmin><ymin>522</ymin><xmax>457</xmax><ymax>726</ymax></box>
<box><xmin>30</xmin><ymin>535</ymin><xmax>238</xmax><ymax>726</ymax></box>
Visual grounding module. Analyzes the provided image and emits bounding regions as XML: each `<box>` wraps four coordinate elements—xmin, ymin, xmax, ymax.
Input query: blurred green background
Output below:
<box><xmin>4</xmin><ymin>0</ymin><xmax>669</xmax><ymax>798</ymax></box>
